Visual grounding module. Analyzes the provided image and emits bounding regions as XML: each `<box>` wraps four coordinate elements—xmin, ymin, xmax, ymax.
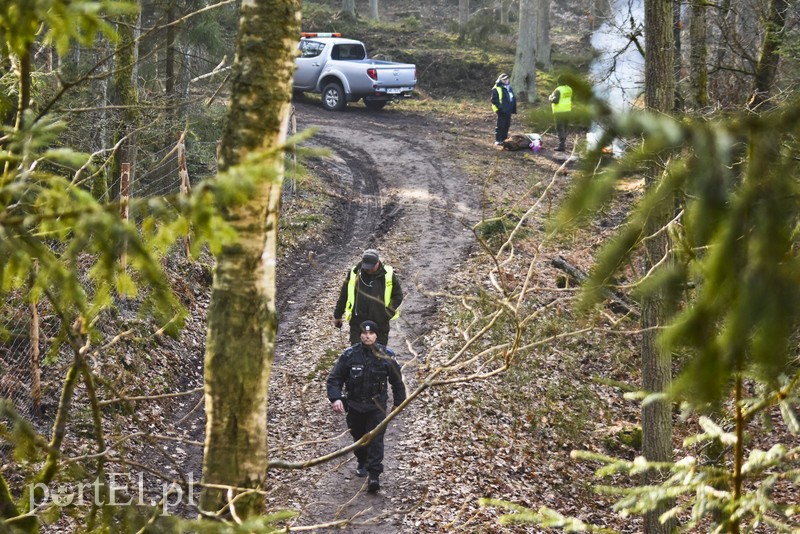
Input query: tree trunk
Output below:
<box><xmin>643</xmin><ymin>0</ymin><xmax>675</xmax><ymax>532</ymax></box>
<box><xmin>512</xmin><ymin>0</ymin><xmax>537</xmax><ymax>103</ymax></box>
<box><xmin>165</xmin><ymin>4</ymin><xmax>176</xmax><ymax>98</ymax></box>
<box><xmin>500</xmin><ymin>0</ymin><xmax>510</xmax><ymax>24</ymax></box>
<box><xmin>536</xmin><ymin>0</ymin><xmax>551</xmax><ymax>70</ymax></box>
<box><xmin>200</xmin><ymin>0</ymin><xmax>301</xmax><ymax>520</ymax></box>
<box><xmin>343</xmin><ymin>0</ymin><xmax>356</xmax><ymax>17</ymax></box>
<box><xmin>673</xmin><ymin>0</ymin><xmax>684</xmax><ymax>110</ymax></box>
<box><xmin>369</xmin><ymin>0</ymin><xmax>379</xmax><ymax>19</ymax></box>
<box><xmin>710</xmin><ymin>0</ymin><xmax>732</xmax><ymax>97</ymax></box>
<box><xmin>108</xmin><ymin>11</ymin><xmax>140</xmax><ymax>203</ymax></box>
<box><xmin>459</xmin><ymin>0</ymin><xmax>470</xmax><ymax>27</ymax></box>
<box><xmin>689</xmin><ymin>0</ymin><xmax>708</xmax><ymax>108</ymax></box>
<box><xmin>164</xmin><ymin>2</ymin><xmax>179</xmax><ymax>146</ymax></box>
<box><xmin>747</xmin><ymin>0</ymin><xmax>789</xmax><ymax>110</ymax></box>
<box><xmin>14</xmin><ymin>43</ymin><xmax>32</xmax><ymax>129</ymax></box>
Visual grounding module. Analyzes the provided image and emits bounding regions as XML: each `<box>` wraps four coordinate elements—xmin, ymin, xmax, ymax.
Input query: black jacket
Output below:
<box><xmin>327</xmin><ymin>343</ymin><xmax>407</xmax><ymax>412</ymax></box>
<box><xmin>491</xmin><ymin>82</ymin><xmax>517</xmax><ymax>115</ymax></box>
<box><xmin>333</xmin><ymin>262</ymin><xmax>403</xmax><ymax>334</ymax></box>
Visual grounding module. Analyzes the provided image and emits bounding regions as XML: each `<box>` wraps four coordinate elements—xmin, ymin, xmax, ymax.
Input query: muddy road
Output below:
<box><xmin>266</xmin><ymin>100</ymin><xmax>479</xmax><ymax>531</ymax></box>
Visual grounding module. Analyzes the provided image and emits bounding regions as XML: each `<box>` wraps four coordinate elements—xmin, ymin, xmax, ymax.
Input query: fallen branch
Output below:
<box><xmin>550</xmin><ymin>255</ymin><xmax>639</xmax><ymax>318</ymax></box>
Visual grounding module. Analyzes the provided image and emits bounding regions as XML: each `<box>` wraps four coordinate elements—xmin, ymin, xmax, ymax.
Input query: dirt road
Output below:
<box><xmin>266</xmin><ymin>100</ymin><xmax>478</xmax><ymax>531</ymax></box>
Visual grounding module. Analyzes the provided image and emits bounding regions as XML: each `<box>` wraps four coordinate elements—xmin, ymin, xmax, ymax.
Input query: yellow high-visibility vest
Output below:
<box><xmin>551</xmin><ymin>85</ymin><xmax>573</xmax><ymax>113</ymax></box>
<box><xmin>491</xmin><ymin>85</ymin><xmax>503</xmax><ymax>113</ymax></box>
<box><xmin>343</xmin><ymin>265</ymin><xmax>399</xmax><ymax>321</ymax></box>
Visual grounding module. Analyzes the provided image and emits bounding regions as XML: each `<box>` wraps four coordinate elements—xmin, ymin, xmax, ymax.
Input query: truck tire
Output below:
<box><xmin>364</xmin><ymin>99</ymin><xmax>387</xmax><ymax>111</ymax></box>
<box><xmin>321</xmin><ymin>82</ymin><xmax>346</xmax><ymax>111</ymax></box>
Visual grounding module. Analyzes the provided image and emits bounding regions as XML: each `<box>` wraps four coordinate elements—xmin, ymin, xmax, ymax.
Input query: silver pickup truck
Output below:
<box><xmin>293</xmin><ymin>33</ymin><xmax>417</xmax><ymax>111</ymax></box>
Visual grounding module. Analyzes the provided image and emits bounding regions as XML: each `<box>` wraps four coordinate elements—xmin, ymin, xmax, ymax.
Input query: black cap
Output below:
<box><xmin>361</xmin><ymin>249</ymin><xmax>380</xmax><ymax>270</ymax></box>
<box><xmin>360</xmin><ymin>320</ymin><xmax>379</xmax><ymax>333</ymax></box>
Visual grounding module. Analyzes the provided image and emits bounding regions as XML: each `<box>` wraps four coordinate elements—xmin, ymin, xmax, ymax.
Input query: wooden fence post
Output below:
<box><xmin>290</xmin><ymin>105</ymin><xmax>297</xmax><ymax>194</ymax></box>
<box><xmin>29</xmin><ymin>261</ymin><xmax>41</xmax><ymax>415</ymax></box>
<box><xmin>177</xmin><ymin>132</ymin><xmax>192</xmax><ymax>259</ymax></box>
<box><xmin>120</xmin><ymin>163</ymin><xmax>130</xmax><ymax>270</ymax></box>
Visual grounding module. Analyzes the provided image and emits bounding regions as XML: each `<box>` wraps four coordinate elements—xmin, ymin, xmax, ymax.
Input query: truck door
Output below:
<box><xmin>294</xmin><ymin>40</ymin><xmax>326</xmax><ymax>90</ymax></box>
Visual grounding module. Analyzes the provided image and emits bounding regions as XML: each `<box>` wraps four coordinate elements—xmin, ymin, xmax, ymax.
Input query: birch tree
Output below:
<box><xmin>369</xmin><ymin>0</ymin><xmax>379</xmax><ymax>20</ymax></box>
<box><xmin>199</xmin><ymin>0</ymin><xmax>301</xmax><ymax>520</ymax></box>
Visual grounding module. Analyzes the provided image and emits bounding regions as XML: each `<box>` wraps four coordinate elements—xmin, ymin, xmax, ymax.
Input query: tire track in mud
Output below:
<box><xmin>275</xmin><ymin>138</ymin><xmax>382</xmax><ymax>336</ymax></box>
<box><xmin>267</xmin><ymin>103</ymin><xmax>477</xmax><ymax>532</ymax></box>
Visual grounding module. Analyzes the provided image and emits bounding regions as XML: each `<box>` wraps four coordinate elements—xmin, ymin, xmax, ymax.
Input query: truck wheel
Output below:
<box><xmin>321</xmin><ymin>82</ymin><xmax>346</xmax><ymax>111</ymax></box>
<box><xmin>364</xmin><ymin>99</ymin><xmax>387</xmax><ymax>111</ymax></box>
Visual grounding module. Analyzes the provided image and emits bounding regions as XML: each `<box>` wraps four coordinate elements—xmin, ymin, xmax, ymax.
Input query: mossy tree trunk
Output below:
<box><xmin>747</xmin><ymin>0</ymin><xmax>789</xmax><ymax>110</ymax></box>
<box><xmin>200</xmin><ymin>0</ymin><xmax>301</xmax><ymax>520</ymax></box>
<box><xmin>108</xmin><ymin>10</ymin><xmax>140</xmax><ymax>202</ymax></box>
<box><xmin>642</xmin><ymin>0</ymin><xmax>675</xmax><ymax>532</ymax></box>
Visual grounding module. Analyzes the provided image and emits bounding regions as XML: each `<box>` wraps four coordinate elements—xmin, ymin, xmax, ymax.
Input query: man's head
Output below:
<box><xmin>497</xmin><ymin>73</ymin><xmax>509</xmax><ymax>85</ymax></box>
<box><xmin>360</xmin><ymin>320</ymin><xmax>379</xmax><ymax>345</ymax></box>
<box><xmin>361</xmin><ymin>249</ymin><xmax>381</xmax><ymax>273</ymax></box>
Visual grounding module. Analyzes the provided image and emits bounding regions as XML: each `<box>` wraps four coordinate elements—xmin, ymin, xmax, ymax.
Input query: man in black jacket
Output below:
<box><xmin>327</xmin><ymin>320</ymin><xmax>407</xmax><ymax>493</ymax></box>
<box><xmin>491</xmin><ymin>73</ymin><xmax>517</xmax><ymax>148</ymax></box>
<box><xmin>333</xmin><ymin>249</ymin><xmax>403</xmax><ymax>346</ymax></box>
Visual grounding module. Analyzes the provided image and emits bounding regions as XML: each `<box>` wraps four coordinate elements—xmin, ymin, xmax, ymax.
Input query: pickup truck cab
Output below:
<box><xmin>294</xmin><ymin>33</ymin><xmax>417</xmax><ymax>111</ymax></box>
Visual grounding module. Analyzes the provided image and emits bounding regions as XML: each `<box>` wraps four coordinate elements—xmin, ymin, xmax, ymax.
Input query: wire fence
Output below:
<box><xmin>0</xmin><ymin>135</ymin><xmax>220</xmax><ymax>424</ymax></box>
<box><xmin>1</xmin><ymin>108</ymin><xmax>304</xmax><ymax>424</ymax></box>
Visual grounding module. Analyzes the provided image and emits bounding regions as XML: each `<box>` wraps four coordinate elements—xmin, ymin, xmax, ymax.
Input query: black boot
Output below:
<box><xmin>367</xmin><ymin>475</ymin><xmax>380</xmax><ymax>493</ymax></box>
<box><xmin>356</xmin><ymin>462</ymin><xmax>368</xmax><ymax>477</ymax></box>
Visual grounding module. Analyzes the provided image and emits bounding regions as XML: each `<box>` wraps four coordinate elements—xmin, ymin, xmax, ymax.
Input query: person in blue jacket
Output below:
<box><xmin>491</xmin><ymin>73</ymin><xmax>516</xmax><ymax>147</ymax></box>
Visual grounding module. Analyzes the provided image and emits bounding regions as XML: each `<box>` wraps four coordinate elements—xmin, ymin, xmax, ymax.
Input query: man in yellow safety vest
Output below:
<box><xmin>491</xmin><ymin>73</ymin><xmax>517</xmax><ymax>148</ymax></box>
<box><xmin>333</xmin><ymin>249</ymin><xmax>403</xmax><ymax>346</ymax></box>
<box><xmin>549</xmin><ymin>75</ymin><xmax>573</xmax><ymax>152</ymax></box>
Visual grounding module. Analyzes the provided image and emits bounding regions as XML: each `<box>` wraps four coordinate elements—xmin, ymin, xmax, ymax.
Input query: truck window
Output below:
<box><xmin>331</xmin><ymin>44</ymin><xmax>366</xmax><ymax>61</ymax></box>
<box><xmin>299</xmin><ymin>40</ymin><xmax>324</xmax><ymax>58</ymax></box>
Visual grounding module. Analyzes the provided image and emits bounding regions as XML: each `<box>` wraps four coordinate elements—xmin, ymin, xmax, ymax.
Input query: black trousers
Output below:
<box><xmin>554</xmin><ymin>113</ymin><xmax>569</xmax><ymax>149</ymax></box>
<box><xmin>495</xmin><ymin>112</ymin><xmax>512</xmax><ymax>143</ymax></box>
<box><xmin>346</xmin><ymin>408</ymin><xmax>387</xmax><ymax>476</ymax></box>
<box><xmin>348</xmin><ymin>320</ymin><xmax>389</xmax><ymax>346</ymax></box>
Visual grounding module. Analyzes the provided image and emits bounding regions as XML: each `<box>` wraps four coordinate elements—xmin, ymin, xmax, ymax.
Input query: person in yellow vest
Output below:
<box><xmin>333</xmin><ymin>249</ymin><xmax>403</xmax><ymax>346</ymax></box>
<box><xmin>490</xmin><ymin>73</ymin><xmax>516</xmax><ymax>148</ymax></box>
<box><xmin>548</xmin><ymin>75</ymin><xmax>573</xmax><ymax>152</ymax></box>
